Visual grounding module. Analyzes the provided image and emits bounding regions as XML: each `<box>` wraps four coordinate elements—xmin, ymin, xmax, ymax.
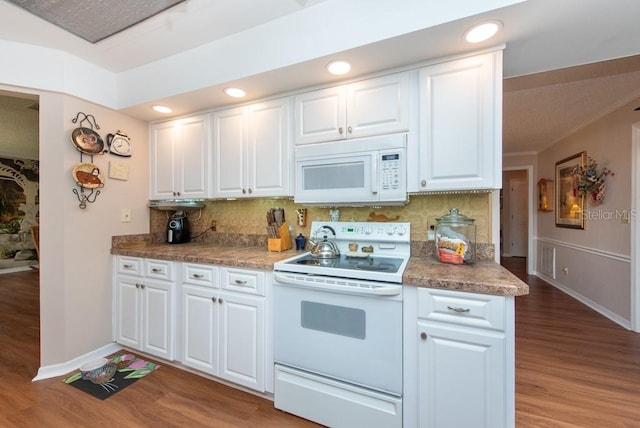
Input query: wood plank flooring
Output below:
<box><xmin>503</xmin><ymin>257</ymin><xmax>640</xmax><ymax>427</ymax></box>
<box><xmin>1</xmin><ymin>262</ymin><xmax>640</xmax><ymax>427</ymax></box>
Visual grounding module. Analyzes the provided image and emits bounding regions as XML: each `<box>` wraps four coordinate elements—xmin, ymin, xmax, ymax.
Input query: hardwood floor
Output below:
<box><xmin>0</xmin><ymin>270</ymin><xmax>318</xmax><ymax>428</ymax></box>
<box><xmin>503</xmin><ymin>257</ymin><xmax>640</xmax><ymax>427</ymax></box>
<box><xmin>2</xmin><ymin>263</ymin><xmax>640</xmax><ymax>427</ymax></box>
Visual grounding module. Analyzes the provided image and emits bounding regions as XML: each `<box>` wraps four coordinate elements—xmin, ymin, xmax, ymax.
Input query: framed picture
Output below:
<box><xmin>555</xmin><ymin>152</ymin><xmax>586</xmax><ymax>229</ymax></box>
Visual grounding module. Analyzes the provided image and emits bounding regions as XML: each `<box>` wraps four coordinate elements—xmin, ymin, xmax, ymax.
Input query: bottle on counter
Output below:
<box><xmin>295</xmin><ymin>233</ymin><xmax>307</xmax><ymax>251</ymax></box>
<box><xmin>435</xmin><ymin>208</ymin><xmax>476</xmax><ymax>264</ymax></box>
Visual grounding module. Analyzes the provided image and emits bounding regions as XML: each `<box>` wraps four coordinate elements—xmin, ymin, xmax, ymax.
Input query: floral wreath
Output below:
<box><xmin>572</xmin><ymin>156</ymin><xmax>614</xmax><ymax>205</ymax></box>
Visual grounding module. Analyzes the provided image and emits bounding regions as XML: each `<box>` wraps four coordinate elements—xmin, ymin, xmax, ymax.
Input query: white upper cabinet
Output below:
<box><xmin>411</xmin><ymin>50</ymin><xmax>502</xmax><ymax>191</ymax></box>
<box><xmin>213</xmin><ymin>98</ymin><xmax>291</xmax><ymax>198</ymax></box>
<box><xmin>150</xmin><ymin>114</ymin><xmax>211</xmax><ymax>200</ymax></box>
<box><xmin>294</xmin><ymin>72</ymin><xmax>410</xmax><ymax>145</ymax></box>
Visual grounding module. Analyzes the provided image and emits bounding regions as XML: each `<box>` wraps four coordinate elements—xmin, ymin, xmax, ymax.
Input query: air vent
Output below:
<box><xmin>540</xmin><ymin>246</ymin><xmax>556</xmax><ymax>279</ymax></box>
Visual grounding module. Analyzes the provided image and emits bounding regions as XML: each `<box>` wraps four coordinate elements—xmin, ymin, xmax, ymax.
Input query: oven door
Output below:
<box><xmin>274</xmin><ymin>277</ymin><xmax>402</xmax><ymax>395</ymax></box>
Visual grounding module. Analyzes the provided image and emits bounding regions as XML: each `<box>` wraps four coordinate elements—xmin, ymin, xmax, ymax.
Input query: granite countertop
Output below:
<box><xmin>404</xmin><ymin>257</ymin><xmax>529</xmax><ymax>296</ymax></box>
<box><xmin>111</xmin><ymin>242</ymin><xmax>297</xmax><ymax>271</ymax></box>
<box><xmin>111</xmin><ymin>240</ymin><xmax>529</xmax><ymax>297</ymax></box>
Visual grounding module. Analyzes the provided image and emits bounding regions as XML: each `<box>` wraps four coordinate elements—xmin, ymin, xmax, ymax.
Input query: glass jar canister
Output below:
<box><xmin>435</xmin><ymin>208</ymin><xmax>476</xmax><ymax>264</ymax></box>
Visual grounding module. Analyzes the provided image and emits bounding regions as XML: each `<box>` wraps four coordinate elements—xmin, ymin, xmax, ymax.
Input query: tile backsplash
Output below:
<box><xmin>150</xmin><ymin>193</ymin><xmax>492</xmax><ymax>244</ymax></box>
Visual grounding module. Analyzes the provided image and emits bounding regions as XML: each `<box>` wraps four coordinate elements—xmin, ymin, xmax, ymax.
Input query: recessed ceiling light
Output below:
<box><xmin>326</xmin><ymin>60</ymin><xmax>351</xmax><ymax>76</ymax></box>
<box><xmin>464</xmin><ymin>20</ymin><xmax>502</xmax><ymax>43</ymax></box>
<box><xmin>152</xmin><ymin>105</ymin><xmax>172</xmax><ymax>113</ymax></box>
<box><xmin>224</xmin><ymin>87</ymin><xmax>246</xmax><ymax>98</ymax></box>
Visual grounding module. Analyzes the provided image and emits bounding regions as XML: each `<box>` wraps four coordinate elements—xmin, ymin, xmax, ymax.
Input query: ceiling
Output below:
<box><xmin>1</xmin><ymin>0</ymin><xmax>640</xmax><ymax>155</ymax></box>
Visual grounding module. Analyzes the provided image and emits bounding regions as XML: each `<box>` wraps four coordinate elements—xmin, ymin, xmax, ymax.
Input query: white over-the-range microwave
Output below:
<box><xmin>294</xmin><ymin>133</ymin><xmax>407</xmax><ymax>206</ymax></box>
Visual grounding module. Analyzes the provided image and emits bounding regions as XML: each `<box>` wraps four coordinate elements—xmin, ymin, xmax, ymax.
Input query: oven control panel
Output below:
<box><xmin>312</xmin><ymin>221</ymin><xmax>411</xmax><ymax>243</ymax></box>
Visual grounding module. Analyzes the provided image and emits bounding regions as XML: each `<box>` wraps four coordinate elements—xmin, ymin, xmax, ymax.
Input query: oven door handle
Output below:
<box><xmin>273</xmin><ymin>272</ymin><xmax>402</xmax><ymax>296</ymax></box>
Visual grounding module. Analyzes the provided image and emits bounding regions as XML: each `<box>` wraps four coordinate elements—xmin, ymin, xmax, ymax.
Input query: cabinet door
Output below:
<box><xmin>417</xmin><ymin>321</ymin><xmax>506</xmax><ymax>428</ymax></box>
<box><xmin>116</xmin><ymin>275</ymin><xmax>142</xmax><ymax>349</ymax></box>
<box><xmin>218</xmin><ymin>292</ymin><xmax>265</xmax><ymax>392</ymax></box>
<box><xmin>416</xmin><ymin>51</ymin><xmax>502</xmax><ymax>191</ymax></box>
<box><xmin>142</xmin><ymin>279</ymin><xmax>175</xmax><ymax>360</ymax></box>
<box><xmin>346</xmin><ymin>73</ymin><xmax>410</xmax><ymax>138</ymax></box>
<box><xmin>248</xmin><ymin>98</ymin><xmax>291</xmax><ymax>197</ymax></box>
<box><xmin>182</xmin><ymin>284</ymin><xmax>218</xmax><ymax>374</ymax></box>
<box><xmin>149</xmin><ymin>121</ymin><xmax>177</xmax><ymax>199</ymax></box>
<box><xmin>213</xmin><ymin>107</ymin><xmax>248</xmax><ymax>198</ymax></box>
<box><xmin>294</xmin><ymin>86</ymin><xmax>346</xmax><ymax>145</ymax></box>
<box><xmin>178</xmin><ymin>114</ymin><xmax>211</xmax><ymax>199</ymax></box>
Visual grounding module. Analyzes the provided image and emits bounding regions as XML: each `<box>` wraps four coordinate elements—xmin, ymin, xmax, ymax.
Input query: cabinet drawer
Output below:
<box><xmin>144</xmin><ymin>259</ymin><xmax>175</xmax><ymax>281</ymax></box>
<box><xmin>183</xmin><ymin>263</ymin><xmax>218</xmax><ymax>288</ymax></box>
<box><xmin>221</xmin><ymin>267</ymin><xmax>265</xmax><ymax>296</ymax></box>
<box><xmin>117</xmin><ymin>256</ymin><xmax>143</xmax><ymax>276</ymax></box>
<box><xmin>417</xmin><ymin>288</ymin><xmax>505</xmax><ymax>331</ymax></box>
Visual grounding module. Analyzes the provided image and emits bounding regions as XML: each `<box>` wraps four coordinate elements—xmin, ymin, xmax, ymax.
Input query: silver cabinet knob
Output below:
<box><xmin>421</xmin><ymin>179</ymin><xmax>427</xmax><ymax>187</ymax></box>
<box><xmin>218</xmin><ymin>298</ymin><xmax>223</xmax><ymax>304</ymax></box>
<box><xmin>420</xmin><ymin>332</ymin><xmax>427</xmax><ymax>340</ymax></box>
<box><xmin>338</xmin><ymin>127</ymin><xmax>344</xmax><ymax>134</ymax></box>
<box><xmin>248</xmin><ymin>188</ymin><xmax>252</xmax><ymax>194</ymax></box>
<box><xmin>140</xmin><ymin>284</ymin><xmax>145</xmax><ymax>289</ymax></box>
<box><xmin>212</xmin><ymin>297</ymin><xmax>217</xmax><ymax>303</ymax></box>
<box><xmin>192</xmin><ymin>274</ymin><xmax>203</xmax><ymax>279</ymax></box>
<box><xmin>242</xmin><ymin>188</ymin><xmax>246</xmax><ymax>194</ymax></box>
<box><xmin>347</xmin><ymin>126</ymin><xmax>352</xmax><ymax>134</ymax></box>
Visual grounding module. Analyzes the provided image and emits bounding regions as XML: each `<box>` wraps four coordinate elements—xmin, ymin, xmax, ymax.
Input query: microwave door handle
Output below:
<box><xmin>371</xmin><ymin>154</ymin><xmax>378</xmax><ymax>195</ymax></box>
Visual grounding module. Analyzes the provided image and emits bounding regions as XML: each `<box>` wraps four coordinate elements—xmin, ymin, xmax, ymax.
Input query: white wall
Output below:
<box><xmin>4</xmin><ymin>84</ymin><xmax>152</xmax><ymax>367</ymax></box>
<box><xmin>536</xmin><ymin>97</ymin><xmax>637</xmax><ymax>326</ymax></box>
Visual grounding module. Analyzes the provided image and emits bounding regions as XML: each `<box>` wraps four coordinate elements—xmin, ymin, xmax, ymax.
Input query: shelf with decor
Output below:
<box><xmin>537</xmin><ymin>178</ymin><xmax>553</xmax><ymax>212</ymax></box>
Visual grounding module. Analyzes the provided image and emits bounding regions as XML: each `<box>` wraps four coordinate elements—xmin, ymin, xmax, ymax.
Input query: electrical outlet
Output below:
<box><xmin>563</xmin><ymin>266</ymin><xmax>569</xmax><ymax>275</ymax></box>
<box><xmin>121</xmin><ymin>208</ymin><xmax>131</xmax><ymax>223</ymax></box>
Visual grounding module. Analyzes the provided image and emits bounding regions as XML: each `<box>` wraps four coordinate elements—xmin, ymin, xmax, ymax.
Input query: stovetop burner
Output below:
<box><xmin>291</xmin><ymin>254</ymin><xmax>403</xmax><ymax>273</ymax></box>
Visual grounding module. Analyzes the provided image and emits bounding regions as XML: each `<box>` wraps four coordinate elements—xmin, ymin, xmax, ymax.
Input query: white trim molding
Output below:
<box><xmin>32</xmin><ymin>342</ymin><xmax>122</xmax><ymax>382</ymax></box>
<box><xmin>631</xmin><ymin>123</ymin><xmax>640</xmax><ymax>332</ymax></box>
<box><xmin>536</xmin><ymin>237</ymin><xmax>631</xmax><ymax>264</ymax></box>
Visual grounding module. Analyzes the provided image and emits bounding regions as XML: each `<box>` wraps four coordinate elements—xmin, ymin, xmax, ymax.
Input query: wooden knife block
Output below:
<box><xmin>267</xmin><ymin>222</ymin><xmax>292</xmax><ymax>252</ymax></box>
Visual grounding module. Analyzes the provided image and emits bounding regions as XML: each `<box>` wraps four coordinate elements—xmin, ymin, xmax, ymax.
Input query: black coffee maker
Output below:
<box><xmin>167</xmin><ymin>211</ymin><xmax>190</xmax><ymax>244</ymax></box>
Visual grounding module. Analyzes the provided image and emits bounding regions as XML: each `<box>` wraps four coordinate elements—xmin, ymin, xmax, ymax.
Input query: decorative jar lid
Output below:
<box><xmin>436</xmin><ymin>208</ymin><xmax>475</xmax><ymax>225</ymax></box>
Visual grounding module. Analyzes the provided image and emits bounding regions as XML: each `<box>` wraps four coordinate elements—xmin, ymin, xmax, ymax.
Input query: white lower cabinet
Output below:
<box><xmin>115</xmin><ymin>256</ymin><xmax>176</xmax><ymax>361</ymax></box>
<box><xmin>181</xmin><ymin>263</ymin><xmax>267</xmax><ymax>392</ymax></box>
<box><xmin>404</xmin><ymin>286</ymin><xmax>515</xmax><ymax>428</ymax></box>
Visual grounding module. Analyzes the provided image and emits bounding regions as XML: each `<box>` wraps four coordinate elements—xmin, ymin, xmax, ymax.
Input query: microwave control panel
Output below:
<box><xmin>381</xmin><ymin>152</ymin><xmax>401</xmax><ymax>190</ymax></box>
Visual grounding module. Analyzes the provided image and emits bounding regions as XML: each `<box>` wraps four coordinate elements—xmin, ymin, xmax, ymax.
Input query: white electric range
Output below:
<box><xmin>273</xmin><ymin>221</ymin><xmax>410</xmax><ymax>428</ymax></box>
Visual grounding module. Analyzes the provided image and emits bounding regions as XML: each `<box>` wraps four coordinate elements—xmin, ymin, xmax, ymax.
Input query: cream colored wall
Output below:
<box><xmin>32</xmin><ymin>88</ymin><xmax>150</xmax><ymax>366</ymax></box>
<box><xmin>151</xmin><ymin>193</ymin><xmax>493</xmax><ymax>244</ymax></box>
<box><xmin>536</xmin><ymin>97</ymin><xmax>637</xmax><ymax>323</ymax></box>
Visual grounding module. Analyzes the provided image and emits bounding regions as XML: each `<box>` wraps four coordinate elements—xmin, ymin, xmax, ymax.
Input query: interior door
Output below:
<box><xmin>509</xmin><ymin>178</ymin><xmax>528</xmax><ymax>257</ymax></box>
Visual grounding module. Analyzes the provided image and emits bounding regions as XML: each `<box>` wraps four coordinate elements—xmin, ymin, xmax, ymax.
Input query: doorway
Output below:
<box><xmin>501</xmin><ymin>167</ymin><xmax>535</xmax><ymax>274</ymax></box>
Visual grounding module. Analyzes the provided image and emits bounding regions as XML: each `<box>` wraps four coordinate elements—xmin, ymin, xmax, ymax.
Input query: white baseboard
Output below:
<box><xmin>536</xmin><ymin>273</ymin><xmax>631</xmax><ymax>330</ymax></box>
<box><xmin>32</xmin><ymin>342</ymin><xmax>122</xmax><ymax>381</ymax></box>
<box><xmin>0</xmin><ymin>266</ymin><xmax>34</xmax><ymax>274</ymax></box>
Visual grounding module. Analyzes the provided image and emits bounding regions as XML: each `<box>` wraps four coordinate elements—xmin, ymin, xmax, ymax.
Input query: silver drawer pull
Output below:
<box><xmin>151</xmin><ymin>268</ymin><xmax>163</xmax><ymax>273</ymax></box>
<box><xmin>123</xmin><ymin>264</ymin><xmax>134</xmax><ymax>269</ymax></box>
<box><xmin>447</xmin><ymin>306</ymin><xmax>470</xmax><ymax>313</ymax></box>
<box><xmin>192</xmin><ymin>273</ymin><xmax>204</xmax><ymax>279</ymax></box>
<box><xmin>234</xmin><ymin>279</ymin><xmax>248</xmax><ymax>285</ymax></box>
